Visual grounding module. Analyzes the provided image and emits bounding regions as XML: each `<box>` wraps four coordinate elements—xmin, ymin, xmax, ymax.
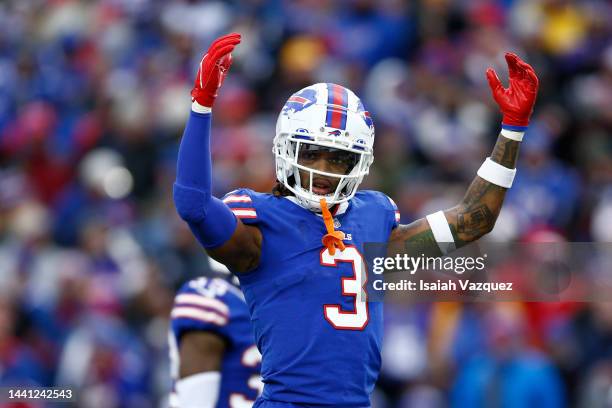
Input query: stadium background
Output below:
<box><xmin>0</xmin><ymin>0</ymin><xmax>610</xmax><ymax>406</ymax></box>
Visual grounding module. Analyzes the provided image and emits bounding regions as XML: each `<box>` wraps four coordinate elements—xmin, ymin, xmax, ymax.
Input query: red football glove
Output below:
<box><xmin>191</xmin><ymin>33</ymin><xmax>241</xmax><ymax>108</ymax></box>
<box><xmin>486</xmin><ymin>52</ymin><xmax>539</xmax><ymax>129</ymax></box>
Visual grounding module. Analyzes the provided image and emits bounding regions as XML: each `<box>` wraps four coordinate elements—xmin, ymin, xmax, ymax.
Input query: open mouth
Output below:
<box><xmin>311</xmin><ymin>177</ymin><xmax>333</xmax><ymax>195</ymax></box>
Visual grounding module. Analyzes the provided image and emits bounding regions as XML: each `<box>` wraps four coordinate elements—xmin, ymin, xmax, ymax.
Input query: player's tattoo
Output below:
<box><xmin>388</xmin><ymin>219</ymin><xmax>442</xmax><ymax>258</ymax></box>
<box><xmin>392</xmin><ymin>219</ymin><xmax>434</xmax><ymax>244</ymax></box>
<box><xmin>461</xmin><ymin>177</ymin><xmax>500</xmax><ymax>208</ymax></box>
<box><xmin>490</xmin><ymin>134</ymin><xmax>520</xmax><ymax>169</ymax></box>
<box><xmin>451</xmin><ymin>133</ymin><xmax>520</xmax><ymax>245</ymax></box>
<box><xmin>456</xmin><ymin>204</ymin><xmax>495</xmax><ymax>242</ymax></box>
<box><xmin>406</xmin><ymin>230</ymin><xmax>436</xmax><ymax>244</ymax></box>
<box><xmin>404</xmin><ymin>229</ymin><xmax>437</xmax><ymax>246</ymax></box>
<box><xmin>389</xmin><ymin>131</ymin><xmax>521</xmax><ymax>252</ymax></box>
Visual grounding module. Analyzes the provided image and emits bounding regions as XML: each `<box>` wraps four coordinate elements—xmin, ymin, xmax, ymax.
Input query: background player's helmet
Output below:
<box><xmin>274</xmin><ymin>83</ymin><xmax>375</xmax><ymax>211</ymax></box>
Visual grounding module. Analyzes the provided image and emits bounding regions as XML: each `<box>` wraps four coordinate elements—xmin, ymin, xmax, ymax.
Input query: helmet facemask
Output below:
<box><xmin>274</xmin><ymin>135</ymin><xmax>373</xmax><ymax>211</ymax></box>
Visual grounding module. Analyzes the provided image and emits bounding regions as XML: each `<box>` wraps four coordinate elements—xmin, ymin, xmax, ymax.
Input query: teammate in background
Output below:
<box><xmin>173</xmin><ymin>33</ymin><xmax>538</xmax><ymax>407</ymax></box>
<box><xmin>168</xmin><ymin>258</ymin><xmax>262</xmax><ymax>408</ymax></box>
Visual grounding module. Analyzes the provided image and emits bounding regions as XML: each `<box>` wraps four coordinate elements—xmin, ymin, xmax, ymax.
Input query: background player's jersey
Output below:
<box><xmin>223</xmin><ymin>189</ymin><xmax>399</xmax><ymax>407</ymax></box>
<box><xmin>169</xmin><ymin>277</ymin><xmax>262</xmax><ymax>408</ymax></box>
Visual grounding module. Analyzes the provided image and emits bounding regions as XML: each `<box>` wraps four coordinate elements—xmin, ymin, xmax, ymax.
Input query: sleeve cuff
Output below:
<box><xmin>501</xmin><ymin>123</ymin><xmax>528</xmax><ymax>132</ymax></box>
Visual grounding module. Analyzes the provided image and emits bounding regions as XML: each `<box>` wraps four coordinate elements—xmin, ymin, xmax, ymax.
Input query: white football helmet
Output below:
<box><xmin>273</xmin><ymin>83</ymin><xmax>375</xmax><ymax>212</ymax></box>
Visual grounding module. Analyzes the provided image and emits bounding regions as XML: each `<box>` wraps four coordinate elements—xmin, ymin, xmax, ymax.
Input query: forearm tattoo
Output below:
<box><xmin>391</xmin><ymin>133</ymin><xmax>521</xmax><ymax>252</ymax></box>
<box><xmin>390</xmin><ymin>219</ymin><xmax>442</xmax><ymax>257</ymax></box>
<box><xmin>453</xmin><ymin>133</ymin><xmax>520</xmax><ymax>244</ymax></box>
<box><xmin>490</xmin><ymin>134</ymin><xmax>520</xmax><ymax>169</ymax></box>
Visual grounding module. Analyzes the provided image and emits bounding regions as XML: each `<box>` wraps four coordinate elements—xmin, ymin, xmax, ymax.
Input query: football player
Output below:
<box><xmin>168</xmin><ymin>258</ymin><xmax>262</xmax><ymax>408</ymax></box>
<box><xmin>173</xmin><ymin>32</ymin><xmax>538</xmax><ymax>407</ymax></box>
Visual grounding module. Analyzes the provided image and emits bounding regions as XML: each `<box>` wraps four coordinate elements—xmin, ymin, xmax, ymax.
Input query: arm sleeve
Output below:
<box><xmin>176</xmin><ymin>372</ymin><xmax>221</xmax><ymax>408</ymax></box>
<box><xmin>173</xmin><ymin>111</ymin><xmax>237</xmax><ymax>248</ymax></box>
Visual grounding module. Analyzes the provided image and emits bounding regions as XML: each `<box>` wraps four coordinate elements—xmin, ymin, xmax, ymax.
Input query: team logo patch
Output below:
<box><xmin>328</xmin><ymin>130</ymin><xmax>342</xmax><ymax>137</ymax></box>
<box><xmin>283</xmin><ymin>89</ymin><xmax>317</xmax><ymax>114</ymax></box>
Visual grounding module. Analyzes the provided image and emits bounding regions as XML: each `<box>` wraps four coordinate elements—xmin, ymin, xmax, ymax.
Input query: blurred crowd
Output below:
<box><xmin>0</xmin><ymin>0</ymin><xmax>610</xmax><ymax>406</ymax></box>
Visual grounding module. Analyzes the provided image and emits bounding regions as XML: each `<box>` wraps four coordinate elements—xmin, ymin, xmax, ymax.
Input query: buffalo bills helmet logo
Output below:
<box><xmin>357</xmin><ymin>100</ymin><xmax>374</xmax><ymax>130</ymax></box>
<box><xmin>283</xmin><ymin>88</ymin><xmax>317</xmax><ymax>114</ymax></box>
<box><xmin>361</xmin><ymin>110</ymin><xmax>374</xmax><ymax>129</ymax></box>
<box><xmin>328</xmin><ymin>130</ymin><xmax>342</xmax><ymax>136</ymax></box>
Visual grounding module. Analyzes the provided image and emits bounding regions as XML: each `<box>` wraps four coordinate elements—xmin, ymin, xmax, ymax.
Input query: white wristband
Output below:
<box><xmin>425</xmin><ymin>211</ymin><xmax>456</xmax><ymax>255</ymax></box>
<box><xmin>192</xmin><ymin>101</ymin><xmax>212</xmax><ymax>114</ymax></box>
<box><xmin>477</xmin><ymin>157</ymin><xmax>516</xmax><ymax>188</ymax></box>
<box><xmin>500</xmin><ymin>128</ymin><xmax>524</xmax><ymax>141</ymax></box>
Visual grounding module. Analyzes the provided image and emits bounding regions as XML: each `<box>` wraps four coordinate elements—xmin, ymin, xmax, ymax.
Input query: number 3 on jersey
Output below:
<box><xmin>322</xmin><ymin>246</ymin><xmax>369</xmax><ymax>330</ymax></box>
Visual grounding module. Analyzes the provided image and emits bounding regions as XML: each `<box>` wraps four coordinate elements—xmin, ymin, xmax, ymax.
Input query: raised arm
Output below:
<box><xmin>389</xmin><ymin>53</ymin><xmax>539</xmax><ymax>254</ymax></box>
<box><xmin>174</xmin><ymin>33</ymin><xmax>261</xmax><ymax>272</ymax></box>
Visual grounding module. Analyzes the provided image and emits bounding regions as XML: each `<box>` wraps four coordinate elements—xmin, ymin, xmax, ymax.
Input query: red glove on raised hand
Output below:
<box><xmin>486</xmin><ymin>53</ymin><xmax>539</xmax><ymax>131</ymax></box>
<box><xmin>191</xmin><ymin>33</ymin><xmax>241</xmax><ymax>108</ymax></box>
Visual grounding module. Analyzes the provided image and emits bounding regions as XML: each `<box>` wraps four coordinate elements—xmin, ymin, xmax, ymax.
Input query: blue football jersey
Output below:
<box><xmin>169</xmin><ymin>277</ymin><xmax>262</xmax><ymax>408</ymax></box>
<box><xmin>222</xmin><ymin>189</ymin><xmax>399</xmax><ymax>407</ymax></box>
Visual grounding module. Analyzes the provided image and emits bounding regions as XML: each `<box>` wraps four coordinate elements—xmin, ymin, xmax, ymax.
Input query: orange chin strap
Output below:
<box><xmin>320</xmin><ymin>198</ymin><xmax>346</xmax><ymax>256</ymax></box>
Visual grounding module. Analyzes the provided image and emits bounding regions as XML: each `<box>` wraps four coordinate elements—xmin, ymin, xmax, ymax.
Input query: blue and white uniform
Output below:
<box><xmin>223</xmin><ymin>189</ymin><xmax>399</xmax><ymax>407</ymax></box>
<box><xmin>169</xmin><ymin>277</ymin><xmax>262</xmax><ymax>408</ymax></box>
